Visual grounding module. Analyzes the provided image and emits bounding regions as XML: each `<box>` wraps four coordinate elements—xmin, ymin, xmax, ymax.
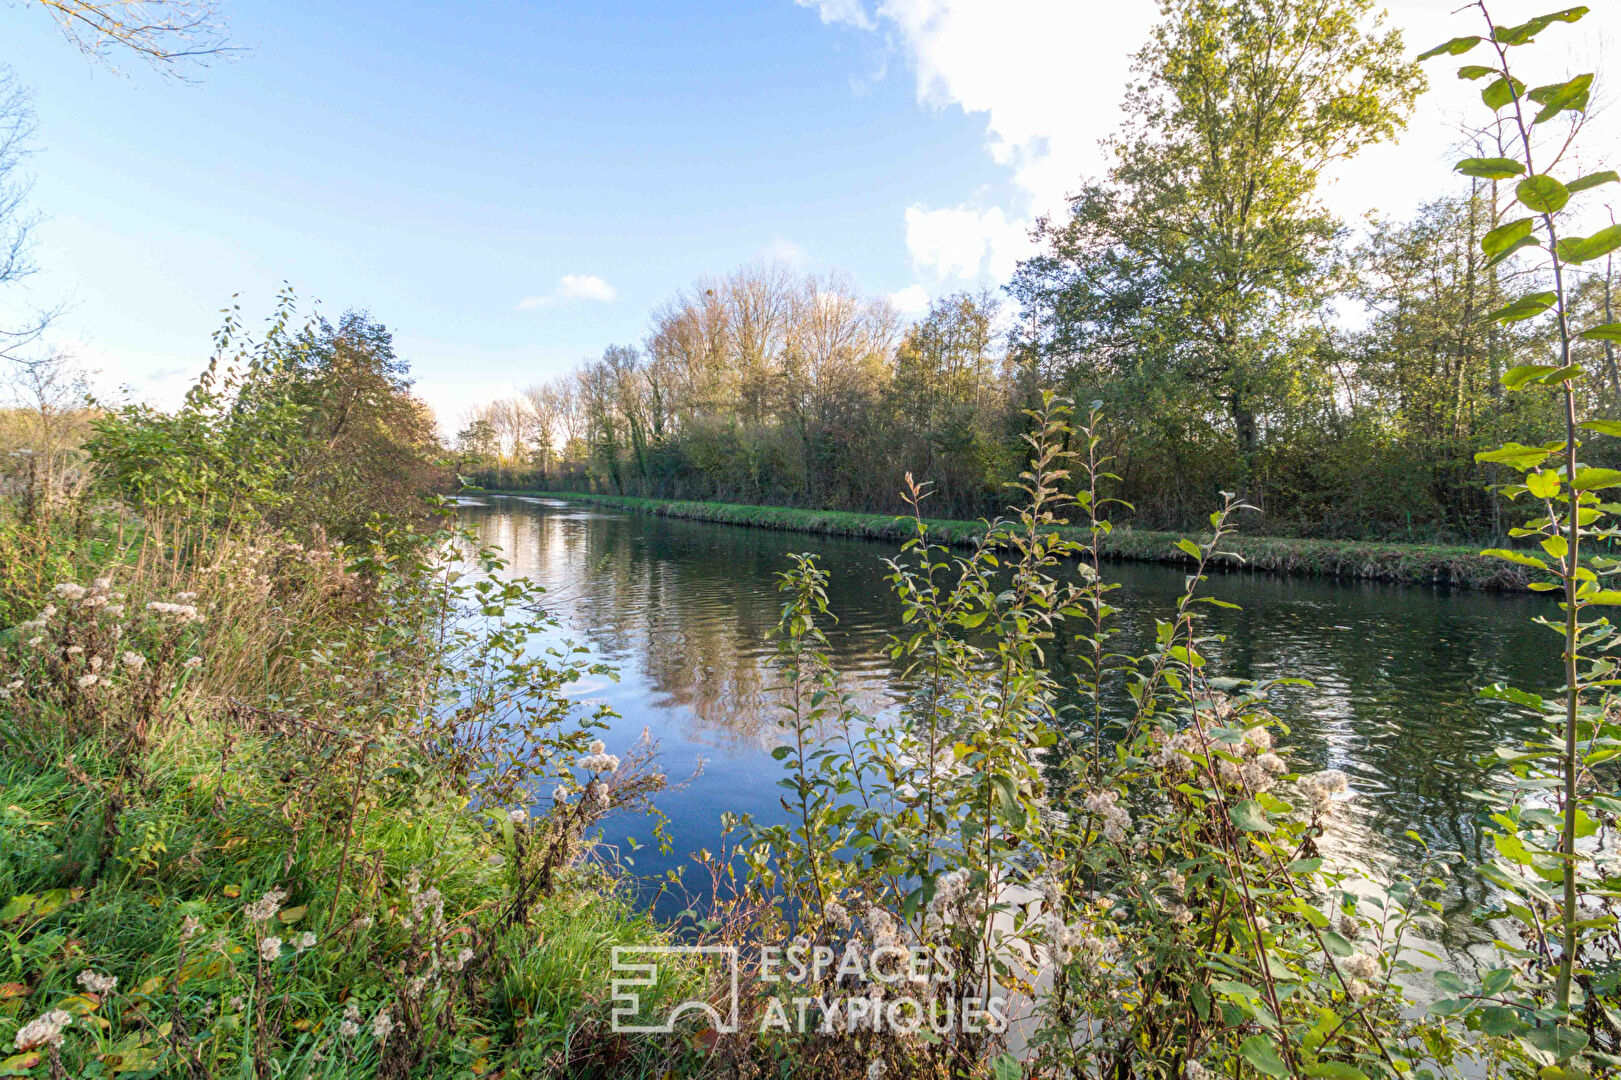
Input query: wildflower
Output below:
<box><xmin>508</xmin><ymin>808</ymin><xmax>527</xmax><ymax>823</ymax></box>
<box><xmin>26</xmin><ymin>636</ymin><xmax>41</xmax><ymax>647</ymax></box>
<box><xmin>338</xmin><ymin>1016</ymin><xmax>360</xmax><ymax>1038</ymax></box>
<box><xmin>5</xmin><ymin>678</ymin><xmax>20</xmax><ymax>690</ymax></box>
<box><xmin>76</xmin><ymin>673</ymin><xmax>99</xmax><ymax>689</ymax></box>
<box><xmin>294</xmin><ymin>931</ymin><xmax>316</xmax><ymax>953</ymax></box>
<box><xmin>184</xmin><ymin>656</ymin><xmax>204</xmax><ymax>669</ymax></box>
<box><xmin>174</xmin><ymin>591</ymin><xmax>198</xmax><ymax>603</ymax></box>
<box><xmin>1084</xmin><ymin>789</ymin><xmax>1132</xmax><ymax>843</ymax></box>
<box><xmin>371</xmin><ymin>1009</ymin><xmax>393</xmax><ymax>1042</ymax></box>
<box><xmin>245</xmin><ymin>888</ymin><xmax>286</xmax><ymax>924</ymax></box>
<box><xmin>825</xmin><ymin>900</ymin><xmax>852</xmax><ymax>931</ymax></box>
<box><xmin>146</xmin><ymin>601</ymin><xmax>204</xmax><ymax>624</ymax></box>
<box><xmin>13</xmin><ymin>1009</ymin><xmax>72</xmax><ymax>1051</ymax></box>
<box><xmin>1342</xmin><ymin>951</ymin><xmax>1379</xmax><ymax>981</ymax></box>
<box><xmin>120</xmin><ymin>651</ymin><xmax>146</xmax><ymax>671</ymax></box>
<box><xmin>1166</xmin><ymin>903</ymin><xmax>1193</xmax><ymax>927</ymax></box>
<box><xmin>1166</xmin><ymin>868</ymin><xmax>1186</xmax><ymax>898</ymax></box>
<box><xmin>53</xmin><ymin>583</ymin><xmax>87</xmax><ymax>600</ymax></box>
<box><xmin>354</xmin><ymin>916</ymin><xmax>374</xmax><ymax>930</ymax></box>
<box><xmin>865</xmin><ymin>905</ymin><xmax>900</xmax><ymax>949</ymax></box>
<box><xmin>65</xmin><ymin>645</ymin><xmax>84</xmax><ymax>657</ymax></box>
<box><xmin>867</xmin><ymin>1059</ymin><xmax>887</xmax><ymax>1080</ymax></box>
<box><xmin>552</xmin><ymin>785</ymin><xmax>568</xmax><ymax>804</ymax></box>
<box><xmin>1336</xmin><ymin>914</ymin><xmax>1361</xmax><ymax>940</ymax></box>
<box><xmin>1243</xmin><ymin>726</ymin><xmax>1273</xmax><ymax>753</ymax></box>
<box><xmin>593</xmin><ymin>780</ymin><xmax>611</xmax><ymax>808</ymax></box>
<box><xmin>1347</xmin><ymin>979</ymin><xmax>1372</xmax><ymax>1000</ymax></box>
<box><xmin>1297</xmin><ymin>770</ymin><xmax>1350</xmax><ymax>815</ymax></box>
<box><xmin>76</xmin><ymin>970</ymin><xmax>117</xmax><ymax>995</ymax></box>
<box><xmin>1257</xmin><ymin>752</ymin><xmax>1287</xmax><ymax>774</ymax></box>
<box><xmin>588</xmin><ymin>739</ymin><xmax>606</xmax><ymax>755</ymax></box>
<box><xmin>181</xmin><ymin>915</ymin><xmax>201</xmax><ymax>940</ymax></box>
<box><xmin>1240</xmin><ymin>760</ymin><xmax>1274</xmax><ymax>793</ymax></box>
<box><xmin>450</xmin><ymin>947</ymin><xmax>475</xmax><ymax>972</ymax></box>
<box><xmin>104</xmin><ymin>604</ymin><xmax>125</xmax><ymax>617</ymax></box>
<box><xmin>259</xmin><ymin>937</ymin><xmax>283</xmax><ymax>961</ymax></box>
<box><xmin>577</xmin><ymin>752</ymin><xmax>620</xmax><ymax>773</ymax></box>
<box><xmin>229</xmin><ymin>995</ymin><xmax>245</xmax><ymax>1012</ymax></box>
<box><xmin>411</xmin><ymin>886</ymin><xmax>444</xmax><ymax>929</ymax></box>
<box><xmin>1187</xmin><ymin>1061</ymin><xmax>1210</xmax><ymax>1080</ymax></box>
<box><xmin>89</xmin><ymin>655</ymin><xmax>103</xmax><ymax>672</ymax></box>
<box><xmin>1253</xmin><ymin>916</ymin><xmax>1270</xmax><ymax>932</ymax></box>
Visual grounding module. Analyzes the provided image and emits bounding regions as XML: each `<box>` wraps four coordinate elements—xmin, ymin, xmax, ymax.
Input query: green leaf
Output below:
<box><xmin>990</xmin><ymin>773</ymin><xmax>1026</xmax><ymax>830</ymax></box>
<box><xmin>1320</xmin><ymin>929</ymin><xmax>1354</xmax><ymax>957</ymax></box>
<box><xmin>1581</xmin><ymin>419</ymin><xmax>1621</xmax><ymax>436</ymax></box>
<box><xmin>1239</xmin><ymin>1036</ymin><xmax>1290</xmax><ymax>1078</ymax></box>
<box><xmin>1457</xmin><ymin>156</ymin><xmax>1526</xmax><ymax>180</ymax></box>
<box><xmin>1525</xmin><ymin>471</ymin><xmax>1562</xmax><ymax>498</ymax></box>
<box><xmin>1175</xmin><ymin>538</ymin><xmax>1202</xmax><ymax>559</ymax></box>
<box><xmin>990</xmin><ymin>1054</ymin><xmax>1022</xmax><ymax>1080</ymax></box>
<box><xmin>1482</xmin><ymin>548</ymin><xmax>1551</xmax><ymax>571</ymax></box>
<box><xmin>1559</xmin><ymin>224</ymin><xmax>1621</xmax><ymax>265</ymax></box>
<box><xmin>1483</xmin><ymin>75</ymin><xmax>1527</xmax><ymax>111</ymax></box>
<box><xmin>1572</xmin><ymin>468</ymin><xmax>1621</xmax><ymax>490</ymax></box>
<box><xmin>1483</xmin><ymin>218</ymin><xmax>1535</xmax><ymax>257</ymax></box>
<box><xmin>1491</xmin><ymin>295</ymin><xmax>1558</xmax><ymax>325</ymax></box>
<box><xmin>1230</xmin><ymin>799</ymin><xmax>1273</xmax><ymax>834</ymax></box>
<box><xmin>1523</xmin><ymin>1024</ymin><xmax>1590</xmax><ymax>1060</ymax></box>
<box><xmin>1568</xmin><ymin>170</ymin><xmax>1620</xmax><ymax>194</ymax></box>
<box><xmin>276</xmin><ymin>905</ymin><xmax>308</xmax><ymax>924</ymax></box>
<box><xmin>1457</xmin><ymin>64</ymin><xmax>1497</xmax><ymax>81</ymax></box>
<box><xmin>1529</xmin><ymin>73</ymin><xmax>1593</xmax><ymax>123</ymax></box>
<box><xmin>1305</xmin><ymin>1065</ymin><xmax>1367</xmax><ymax>1080</ymax></box>
<box><xmin>1475</xmin><ymin>442</ymin><xmax>1551</xmax><ymax>469</ymax></box>
<box><xmin>1493</xmin><ymin>8</ymin><xmax>1589</xmax><ymax>47</ymax></box>
<box><xmin>1518</xmin><ymin>176</ymin><xmax>1571</xmax><ymax>213</ymax></box>
<box><xmin>1418</xmin><ymin>35</ymin><xmax>1482</xmax><ymax>60</ymax></box>
<box><xmin>1582</xmin><ymin>323</ymin><xmax>1621</xmax><ymax>342</ymax></box>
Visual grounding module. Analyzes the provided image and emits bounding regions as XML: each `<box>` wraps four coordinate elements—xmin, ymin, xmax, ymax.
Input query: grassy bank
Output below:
<box><xmin>478</xmin><ymin>490</ymin><xmax>1535</xmax><ymax>591</ymax></box>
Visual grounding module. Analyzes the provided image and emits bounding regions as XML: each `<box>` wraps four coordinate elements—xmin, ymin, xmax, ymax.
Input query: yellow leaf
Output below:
<box><xmin>222</xmin><ymin>885</ymin><xmax>241</xmax><ymax>898</ymax></box>
<box><xmin>277</xmin><ymin>905</ymin><xmax>308</xmax><ymax>924</ymax></box>
<box><xmin>57</xmin><ymin>994</ymin><xmax>100</xmax><ymax>1015</ymax></box>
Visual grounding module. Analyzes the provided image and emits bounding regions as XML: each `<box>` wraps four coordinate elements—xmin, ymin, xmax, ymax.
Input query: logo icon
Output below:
<box><xmin>610</xmin><ymin>945</ymin><xmax>740</xmax><ymax>1033</ymax></box>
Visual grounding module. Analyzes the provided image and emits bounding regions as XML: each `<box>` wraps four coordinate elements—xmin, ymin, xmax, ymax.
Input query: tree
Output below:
<box><xmin>1010</xmin><ymin>0</ymin><xmax>1423</xmax><ymax>499</ymax></box>
<box><xmin>0</xmin><ymin>69</ymin><xmax>52</xmax><ymax>362</ymax></box>
<box><xmin>28</xmin><ymin>0</ymin><xmax>230</xmax><ymax>72</ymax></box>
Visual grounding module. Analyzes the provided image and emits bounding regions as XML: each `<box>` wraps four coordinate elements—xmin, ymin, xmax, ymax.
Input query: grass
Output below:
<box><xmin>0</xmin><ymin>514</ymin><xmax>700</xmax><ymax>1079</ymax></box>
<box><xmin>476</xmin><ymin>490</ymin><xmax>1538</xmax><ymax>591</ymax></box>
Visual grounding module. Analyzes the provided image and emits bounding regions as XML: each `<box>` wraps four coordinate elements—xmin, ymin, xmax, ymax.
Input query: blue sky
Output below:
<box><xmin>4</xmin><ymin>0</ymin><xmax>1617</xmax><ymax>428</ymax></box>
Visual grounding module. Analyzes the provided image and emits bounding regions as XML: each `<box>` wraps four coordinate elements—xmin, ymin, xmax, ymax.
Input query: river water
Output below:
<box><xmin>458</xmin><ymin>495</ymin><xmax>1554</xmax><ymax>949</ymax></box>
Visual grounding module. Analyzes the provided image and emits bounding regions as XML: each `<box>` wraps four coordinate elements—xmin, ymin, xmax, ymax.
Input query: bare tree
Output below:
<box><xmin>27</xmin><ymin>0</ymin><xmax>232</xmax><ymax>72</ymax></box>
<box><xmin>1</xmin><ymin>350</ymin><xmax>94</xmax><ymax>521</ymax></box>
<box><xmin>0</xmin><ymin>69</ymin><xmax>56</xmax><ymax>363</ymax></box>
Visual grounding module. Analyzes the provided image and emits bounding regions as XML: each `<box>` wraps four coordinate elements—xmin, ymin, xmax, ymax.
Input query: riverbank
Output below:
<box><xmin>478</xmin><ymin>489</ymin><xmax>1536</xmax><ymax>591</ymax></box>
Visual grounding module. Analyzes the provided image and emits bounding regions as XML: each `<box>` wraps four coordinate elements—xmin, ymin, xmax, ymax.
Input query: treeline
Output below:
<box><xmin>457</xmin><ymin>0</ymin><xmax>1617</xmax><ymax>543</ymax></box>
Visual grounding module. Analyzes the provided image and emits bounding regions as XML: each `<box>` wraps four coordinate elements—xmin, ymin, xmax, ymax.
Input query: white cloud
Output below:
<box><xmin>517</xmin><ymin>274</ymin><xmax>618</xmax><ymax>310</ymax></box>
<box><xmin>760</xmin><ymin>237</ymin><xmax>809</xmax><ymax>266</ymax></box>
<box><xmin>804</xmin><ymin>0</ymin><xmax>1621</xmax><ymax>282</ymax></box>
<box><xmin>904</xmin><ymin>204</ymin><xmax>1031</xmax><ymax>281</ymax></box>
<box><xmin>890</xmin><ymin>283</ymin><xmax>930</xmax><ymax>315</ymax></box>
<box><xmin>794</xmin><ymin>0</ymin><xmax>874</xmax><ymax>30</ymax></box>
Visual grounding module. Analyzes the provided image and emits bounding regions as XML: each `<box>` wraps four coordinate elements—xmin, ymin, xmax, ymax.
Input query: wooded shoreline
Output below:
<box><xmin>474</xmin><ymin>489</ymin><xmax>1541</xmax><ymax>592</ymax></box>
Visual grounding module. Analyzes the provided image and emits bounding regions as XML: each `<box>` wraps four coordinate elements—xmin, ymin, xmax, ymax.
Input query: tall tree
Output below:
<box><xmin>1010</xmin><ymin>0</ymin><xmax>1423</xmax><ymax>499</ymax></box>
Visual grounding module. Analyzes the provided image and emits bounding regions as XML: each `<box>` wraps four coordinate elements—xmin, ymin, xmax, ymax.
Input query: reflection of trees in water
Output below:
<box><xmin>467</xmin><ymin>500</ymin><xmax>1556</xmax><ymax>943</ymax></box>
<box><xmin>464</xmin><ymin>502</ymin><xmax>898</xmax><ymax>751</ymax></box>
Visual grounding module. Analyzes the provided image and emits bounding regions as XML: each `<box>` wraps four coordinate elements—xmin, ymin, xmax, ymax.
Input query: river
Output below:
<box><xmin>458</xmin><ymin>494</ymin><xmax>1554</xmax><ymax>950</ymax></box>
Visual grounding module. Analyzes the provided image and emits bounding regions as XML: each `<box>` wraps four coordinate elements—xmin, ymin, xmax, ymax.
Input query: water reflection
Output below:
<box><xmin>459</xmin><ymin>496</ymin><xmax>1553</xmax><ymax>944</ymax></box>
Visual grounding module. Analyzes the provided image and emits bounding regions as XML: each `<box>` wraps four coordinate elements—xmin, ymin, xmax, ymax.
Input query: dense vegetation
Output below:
<box><xmin>4</xmin><ymin>0</ymin><xmax>1621</xmax><ymax>1078</ymax></box>
<box><xmin>458</xmin><ymin>0</ymin><xmax>1617</xmax><ymax>545</ymax></box>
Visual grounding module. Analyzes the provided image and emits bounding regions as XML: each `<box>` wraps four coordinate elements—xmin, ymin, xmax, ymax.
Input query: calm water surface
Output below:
<box><xmin>459</xmin><ymin>495</ymin><xmax>1554</xmax><ymax>947</ymax></box>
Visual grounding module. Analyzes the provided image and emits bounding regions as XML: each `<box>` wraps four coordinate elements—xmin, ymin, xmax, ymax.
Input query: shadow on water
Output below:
<box><xmin>458</xmin><ymin>496</ymin><xmax>1554</xmax><ymax>950</ymax></box>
